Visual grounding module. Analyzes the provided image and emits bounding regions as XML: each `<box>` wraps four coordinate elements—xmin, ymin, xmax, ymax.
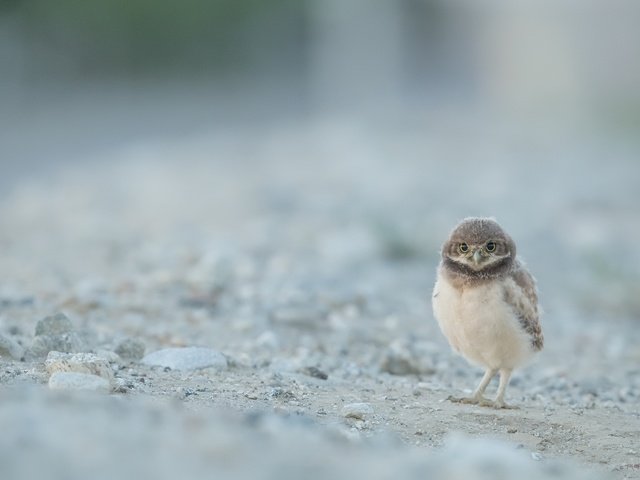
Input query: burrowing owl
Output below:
<box><xmin>432</xmin><ymin>217</ymin><xmax>543</xmax><ymax>409</ymax></box>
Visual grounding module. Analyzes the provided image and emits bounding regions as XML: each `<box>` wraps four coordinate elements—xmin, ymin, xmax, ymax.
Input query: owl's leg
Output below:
<box><xmin>473</xmin><ymin>368</ymin><xmax>497</xmax><ymax>399</ymax></box>
<box><xmin>492</xmin><ymin>368</ymin><xmax>518</xmax><ymax>409</ymax></box>
<box><xmin>448</xmin><ymin>368</ymin><xmax>497</xmax><ymax>405</ymax></box>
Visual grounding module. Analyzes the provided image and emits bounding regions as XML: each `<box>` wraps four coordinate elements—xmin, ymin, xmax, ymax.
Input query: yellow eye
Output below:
<box><xmin>486</xmin><ymin>241</ymin><xmax>496</xmax><ymax>252</ymax></box>
<box><xmin>458</xmin><ymin>243</ymin><xmax>469</xmax><ymax>254</ymax></box>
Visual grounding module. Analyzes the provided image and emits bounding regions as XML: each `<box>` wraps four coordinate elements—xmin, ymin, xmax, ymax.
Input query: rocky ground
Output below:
<box><xmin>1</xmin><ymin>119</ymin><xmax>639</xmax><ymax>479</ymax></box>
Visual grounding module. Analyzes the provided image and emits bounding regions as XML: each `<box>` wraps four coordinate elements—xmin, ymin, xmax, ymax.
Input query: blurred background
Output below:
<box><xmin>2</xmin><ymin>0</ymin><xmax>639</xmax><ymax>171</ymax></box>
<box><xmin>1</xmin><ymin>0</ymin><xmax>640</xmax><ymax>322</ymax></box>
<box><xmin>1</xmin><ymin>0</ymin><xmax>640</xmax><ymax>345</ymax></box>
<box><xmin>1</xmin><ymin>0</ymin><xmax>639</xmax><ymax>318</ymax></box>
<box><xmin>1</xmin><ymin>2</ymin><xmax>640</xmax><ymax>478</ymax></box>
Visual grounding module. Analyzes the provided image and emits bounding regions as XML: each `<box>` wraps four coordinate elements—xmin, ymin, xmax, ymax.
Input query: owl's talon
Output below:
<box><xmin>493</xmin><ymin>401</ymin><xmax>519</xmax><ymax>410</ymax></box>
<box><xmin>446</xmin><ymin>394</ymin><xmax>469</xmax><ymax>404</ymax></box>
<box><xmin>477</xmin><ymin>397</ymin><xmax>497</xmax><ymax>407</ymax></box>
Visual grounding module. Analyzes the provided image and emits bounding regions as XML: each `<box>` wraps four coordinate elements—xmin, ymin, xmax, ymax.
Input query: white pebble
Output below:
<box><xmin>342</xmin><ymin>402</ymin><xmax>373</xmax><ymax>420</ymax></box>
<box><xmin>48</xmin><ymin>372</ymin><xmax>111</xmax><ymax>393</ymax></box>
<box><xmin>0</xmin><ymin>334</ymin><xmax>24</xmax><ymax>360</ymax></box>
<box><xmin>141</xmin><ymin>347</ymin><xmax>228</xmax><ymax>371</ymax></box>
<box><xmin>45</xmin><ymin>351</ymin><xmax>115</xmax><ymax>383</ymax></box>
<box><xmin>35</xmin><ymin>313</ymin><xmax>73</xmax><ymax>336</ymax></box>
<box><xmin>255</xmin><ymin>331</ymin><xmax>279</xmax><ymax>349</ymax></box>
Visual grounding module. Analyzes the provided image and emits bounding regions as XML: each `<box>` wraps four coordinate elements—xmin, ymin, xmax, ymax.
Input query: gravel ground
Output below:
<box><xmin>1</xmin><ymin>118</ymin><xmax>639</xmax><ymax>479</ymax></box>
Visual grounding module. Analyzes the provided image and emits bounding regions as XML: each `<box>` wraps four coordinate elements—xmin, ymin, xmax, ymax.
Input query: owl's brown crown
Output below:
<box><xmin>441</xmin><ymin>217</ymin><xmax>516</xmax><ymax>282</ymax></box>
<box><xmin>445</xmin><ymin>218</ymin><xmax>514</xmax><ymax>251</ymax></box>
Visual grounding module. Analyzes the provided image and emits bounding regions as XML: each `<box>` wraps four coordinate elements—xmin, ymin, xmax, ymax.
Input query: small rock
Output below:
<box><xmin>0</xmin><ymin>296</ymin><xmax>34</xmax><ymax>308</ymax></box>
<box><xmin>28</xmin><ymin>332</ymin><xmax>87</xmax><ymax>358</ymax></box>
<box><xmin>531</xmin><ymin>452</ymin><xmax>543</xmax><ymax>461</ymax></box>
<box><xmin>174</xmin><ymin>387</ymin><xmax>197</xmax><ymax>399</ymax></box>
<box><xmin>115</xmin><ymin>338</ymin><xmax>146</xmax><ymax>361</ymax></box>
<box><xmin>579</xmin><ymin>377</ymin><xmax>612</xmax><ymax>396</ymax></box>
<box><xmin>35</xmin><ymin>313</ymin><xmax>73</xmax><ymax>337</ymax></box>
<box><xmin>507</xmin><ymin>427</ymin><xmax>518</xmax><ymax>434</ymax></box>
<box><xmin>270</xmin><ymin>305</ymin><xmax>325</xmax><ymax>328</ymax></box>
<box><xmin>270</xmin><ymin>387</ymin><xmax>296</xmax><ymax>400</ymax></box>
<box><xmin>94</xmin><ymin>349</ymin><xmax>122</xmax><ymax>363</ymax></box>
<box><xmin>300</xmin><ymin>366</ymin><xmax>329</xmax><ymax>380</ymax></box>
<box><xmin>224</xmin><ymin>352</ymin><xmax>252</xmax><ymax>368</ymax></box>
<box><xmin>48</xmin><ymin>372</ymin><xmax>111</xmax><ymax>393</ymax></box>
<box><xmin>268</xmin><ymin>358</ymin><xmax>298</xmax><ymax>373</ymax></box>
<box><xmin>381</xmin><ymin>354</ymin><xmax>421</xmax><ymax>375</ymax></box>
<box><xmin>0</xmin><ymin>334</ymin><xmax>24</xmax><ymax>360</ymax></box>
<box><xmin>45</xmin><ymin>351</ymin><xmax>115</xmax><ymax>383</ymax></box>
<box><xmin>342</xmin><ymin>402</ymin><xmax>373</xmax><ymax>420</ymax></box>
<box><xmin>141</xmin><ymin>347</ymin><xmax>228</xmax><ymax>371</ymax></box>
<box><xmin>8</xmin><ymin>326</ymin><xmax>22</xmax><ymax>335</ymax></box>
<box><xmin>380</xmin><ymin>340</ymin><xmax>435</xmax><ymax>376</ymax></box>
<box><xmin>255</xmin><ymin>331</ymin><xmax>279</xmax><ymax>349</ymax></box>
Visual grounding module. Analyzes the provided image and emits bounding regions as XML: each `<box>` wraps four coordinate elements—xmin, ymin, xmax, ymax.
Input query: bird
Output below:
<box><xmin>431</xmin><ymin>217</ymin><xmax>543</xmax><ymax>409</ymax></box>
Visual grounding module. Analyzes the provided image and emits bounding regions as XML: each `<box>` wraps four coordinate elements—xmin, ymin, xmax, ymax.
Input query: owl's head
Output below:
<box><xmin>441</xmin><ymin>217</ymin><xmax>515</xmax><ymax>278</ymax></box>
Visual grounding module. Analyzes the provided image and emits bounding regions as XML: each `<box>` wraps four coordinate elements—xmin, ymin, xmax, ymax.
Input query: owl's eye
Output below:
<box><xmin>458</xmin><ymin>243</ymin><xmax>469</xmax><ymax>254</ymax></box>
<box><xmin>486</xmin><ymin>241</ymin><xmax>496</xmax><ymax>252</ymax></box>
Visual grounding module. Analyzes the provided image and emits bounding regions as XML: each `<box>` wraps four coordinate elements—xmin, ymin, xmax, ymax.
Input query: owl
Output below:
<box><xmin>432</xmin><ymin>217</ymin><xmax>543</xmax><ymax>409</ymax></box>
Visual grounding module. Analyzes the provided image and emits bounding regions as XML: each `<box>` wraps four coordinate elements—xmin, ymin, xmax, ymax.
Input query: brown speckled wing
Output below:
<box><xmin>506</xmin><ymin>262</ymin><xmax>544</xmax><ymax>351</ymax></box>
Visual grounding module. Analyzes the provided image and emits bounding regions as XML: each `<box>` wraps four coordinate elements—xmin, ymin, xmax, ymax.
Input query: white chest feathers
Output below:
<box><xmin>432</xmin><ymin>273</ymin><xmax>534</xmax><ymax>370</ymax></box>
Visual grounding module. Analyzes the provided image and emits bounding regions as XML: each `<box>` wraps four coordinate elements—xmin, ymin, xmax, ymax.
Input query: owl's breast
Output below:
<box><xmin>432</xmin><ymin>269</ymin><xmax>534</xmax><ymax>369</ymax></box>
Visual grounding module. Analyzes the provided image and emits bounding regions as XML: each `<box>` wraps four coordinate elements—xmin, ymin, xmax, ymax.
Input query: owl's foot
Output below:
<box><xmin>446</xmin><ymin>394</ymin><xmax>491</xmax><ymax>406</ymax></box>
<box><xmin>489</xmin><ymin>399</ymin><xmax>519</xmax><ymax>410</ymax></box>
<box><xmin>447</xmin><ymin>395</ymin><xmax>519</xmax><ymax>410</ymax></box>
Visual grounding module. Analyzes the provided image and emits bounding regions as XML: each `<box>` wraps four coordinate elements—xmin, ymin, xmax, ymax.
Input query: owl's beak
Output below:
<box><xmin>472</xmin><ymin>249</ymin><xmax>483</xmax><ymax>264</ymax></box>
